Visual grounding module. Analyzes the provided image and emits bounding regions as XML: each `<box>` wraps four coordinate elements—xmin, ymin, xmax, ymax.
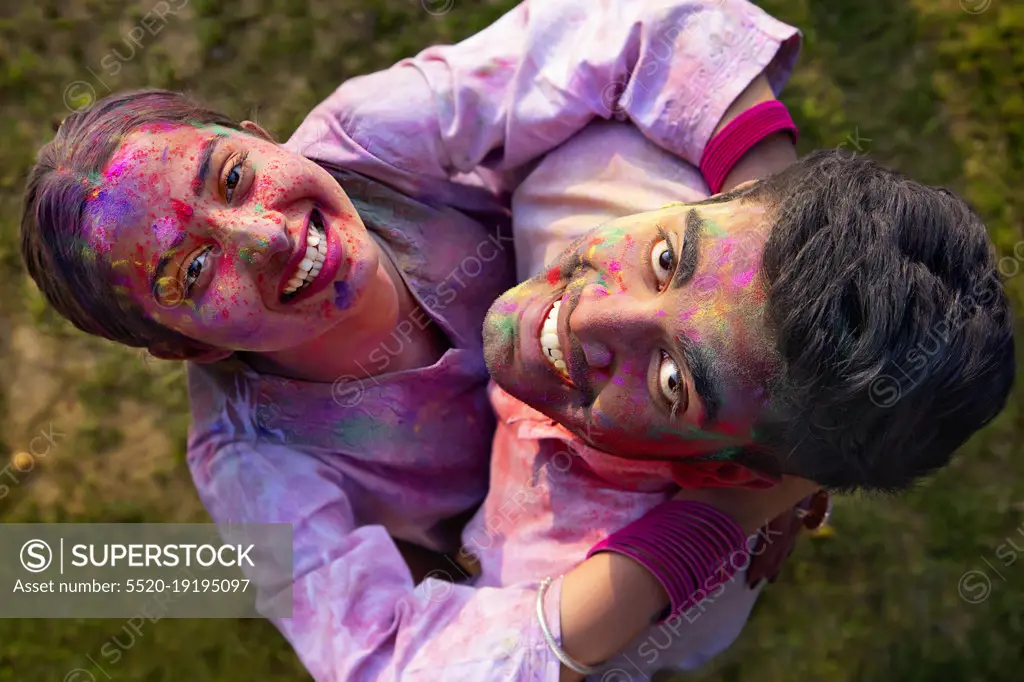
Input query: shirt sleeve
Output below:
<box><xmin>284</xmin><ymin>0</ymin><xmax>801</xmax><ymax>213</ymax></box>
<box><xmin>186</xmin><ymin>436</ymin><xmax>565</xmax><ymax>682</ymax></box>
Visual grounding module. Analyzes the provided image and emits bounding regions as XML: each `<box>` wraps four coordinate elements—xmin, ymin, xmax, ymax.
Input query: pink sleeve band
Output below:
<box><xmin>587</xmin><ymin>500</ymin><xmax>748</xmax><ymax>623</ymax></box>
<box><xmin>699</xmin><ymin>100</ymin><xmax>799</xmax><ymax>195</ymax></box>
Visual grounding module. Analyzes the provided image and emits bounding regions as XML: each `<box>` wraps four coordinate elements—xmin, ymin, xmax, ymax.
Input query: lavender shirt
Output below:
<box><xmin>184</xmin><ymin>1</ymin><xmax>800</xmax><ymax>680</ymax></box>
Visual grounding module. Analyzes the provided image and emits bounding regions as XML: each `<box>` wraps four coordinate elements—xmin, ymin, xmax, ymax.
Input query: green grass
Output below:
<box><xmin>1</xmin><ymin>0</ymin><xmax>1023</xmax><ymax>680</ymax></box>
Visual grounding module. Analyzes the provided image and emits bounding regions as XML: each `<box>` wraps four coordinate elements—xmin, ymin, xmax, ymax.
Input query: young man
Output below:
<box><xmin>468</xmin><ymin>124</ymin><xmax>1015</xmax><ymax>679</ymax></box>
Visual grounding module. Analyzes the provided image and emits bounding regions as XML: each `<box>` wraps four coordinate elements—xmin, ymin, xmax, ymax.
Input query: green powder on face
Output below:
<box><xmin>703</xmin><ymin>218</ymin><xmax>728</xmax><ymax>239</ymax></box>
<box><xmin>601</xmin><ymin>225</ymin><xmax>629</xmax><ymax>246</ymax></box>
<box><xmin>487</xmin><ymin>311</ymin><xmax>517</xmax><ymax>343</ymax></box>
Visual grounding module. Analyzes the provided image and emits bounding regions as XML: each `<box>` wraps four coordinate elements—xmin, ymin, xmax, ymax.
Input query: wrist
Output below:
<box><xmin>719</xmin><ymin>130</ymin><xmax>798</xmax><ymax>193</ymax></box>
<box><xmin>587</xmin><ymin>500</ymin><xmax>747</xmax><ymax>622</ymax></box>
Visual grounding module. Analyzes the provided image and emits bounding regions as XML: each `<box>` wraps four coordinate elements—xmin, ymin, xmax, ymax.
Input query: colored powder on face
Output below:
<box><xmin>656</xmin><ymin>309</ymin><xmax>667</xmax><ymax>317</ymax></box>
<box><xmin>486</xmin><ymin>310</ymin><xmax>516</xmax><ymax>343</ymax></box>
<box><xmin>333</xmin><ymin>281</ymin><xmax>353</xmax><ymax>310</ymax></box>
<box><xmin>703</xmin><ymin>218</ymin><xmax>727</xmax><ymax>239</ymax></box>
<box><xmin>86</xmin><ymin>182</ymin><xmax>144</xmax><ymax>252</ymax></box>
<box><xmin>254</xmin><ymin>202</ymin><xmax>266</xmax><ymax>215</ymax></box>
<box><xmin>546</xmin><ymin>266</ymin><xmax>560</xmax><ymax>286</ymax></box>
<box><xmin>607</xmin><ymin>260</ymin><xmax>621</xmax><ymax>273</ymax></box>
<box><xmin>105</xmin><ymin>158</ymin><xmax>132</xmax><ymax>183</ymax></box>
<box><xmin>151</xmin><ymin>216</ymin><xmax>177</xmax><ymax>248</ymax></box>
<box><xmin>171</xmin><ymin>198</ymin><xmax>193</xmax><ymax>223</ymax></box>
<box><xmin>732</xmin><ymin>267</ymin><xmax>757</xmax><ymax>288</ymax></box>
<box><xmin>239</xmin><ymin>238</ymin><xmax>269</xmax><ymax>264</ymax></box>
<box><xmin>601</xmin><ymin>226</ymin><xmax>628</xmax><ymax>246</ymax></box>
<box><xmin>161</xmin><ymin>146</ymin><xmax>169</xmax><ymax>163</ymax></box>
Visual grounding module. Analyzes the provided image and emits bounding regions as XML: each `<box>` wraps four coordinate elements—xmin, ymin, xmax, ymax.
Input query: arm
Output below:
<box><xmin>189</xmin><ymin>436</ymin><xmax>562</xmax><ymax>681</ymax></box>
<box><xmin>712</xmin><ymin>73</ymin><xmax>800</xmax><ymax>193</ymax></box>
<box><xmin>285</xmin><ymin>0</ymin><xmax>801</xmax><ymax>212</ymax></box>
<box><xmin>189</xmin><ymin>433</ymin><xmax>812</xmax><ymax>682</ymax></box>
<box><xmin>557</xmin><ymin>476</ymin><xmax>820</xmax><ymax>682</ymax></box>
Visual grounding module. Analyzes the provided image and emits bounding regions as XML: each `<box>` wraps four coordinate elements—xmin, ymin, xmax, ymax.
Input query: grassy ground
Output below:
<box><xmin>1</xmin><ymin>0</ymin><xmax>1023</xmax><ymax>680</ymax></box>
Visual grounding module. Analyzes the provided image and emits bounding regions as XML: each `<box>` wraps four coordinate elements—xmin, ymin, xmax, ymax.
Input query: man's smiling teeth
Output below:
<box><xmin>283</xmin><ymin>223</ymin><xmax>327</xmax><ymax>295</ymax></box>
<box><xmin>540</xmin><ymin>300</ymin><xmax>569</xmax><ymax>377</ymax></box>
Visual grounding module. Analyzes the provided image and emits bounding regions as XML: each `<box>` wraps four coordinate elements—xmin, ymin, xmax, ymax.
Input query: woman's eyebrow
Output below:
<box><xmin>670</xmin><ymin>209</ymin><xmax>704</xmax><ymax>290</ymax></box>
<box><xmin>192</xmin><ymin>134</ymin><xmax>225</xmax><ymax>197</ymax></box>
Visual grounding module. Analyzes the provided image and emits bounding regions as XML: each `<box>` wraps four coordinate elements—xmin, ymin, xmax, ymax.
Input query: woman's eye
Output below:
<box><xmin>224</xmin><ymin>162</ymin><xmax>243</xmax><ymax>203</ymax></box>
<box><xmin>183</xmin><ymin>247</ymin><xmax>213</xmax><ymax>296</ymax></box>
<box><xmin>650</xmin><ymin>239</ymin><xmax>675</xmax><ymax>288</ymax></box>
<box><xmin>658</xmin><ymin>351</ymin><xmax>682</xmax><ymax>405</ymax></box>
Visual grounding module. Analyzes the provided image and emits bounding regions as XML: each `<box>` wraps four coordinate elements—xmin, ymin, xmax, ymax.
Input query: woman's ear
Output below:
<box><xmin>240</xmin><ymin>120</ymin><xmax>276</xmax><ymax>143</ymax></box>
<box><xmin>147</xmin><ymin>339</ymin><xmax>233</xmax><ymax>364</ymax></box>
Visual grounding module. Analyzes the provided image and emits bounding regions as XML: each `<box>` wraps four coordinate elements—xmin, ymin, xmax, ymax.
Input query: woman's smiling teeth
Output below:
<box><xmin>540</xmin><ymin>300</ymin><xmax>569</xmax><ymax>377</ymax></box>
<box><xmin>283</xmin><ymin>220</ymin><xmax>327</xmax><ymax>295</ymax></box>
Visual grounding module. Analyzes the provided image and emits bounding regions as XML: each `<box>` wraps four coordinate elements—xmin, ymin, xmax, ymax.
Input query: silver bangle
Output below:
<box><xmin>536</xmin><ymin>576</ymin><xmax>602</xmax><ymax>677</ymax></box>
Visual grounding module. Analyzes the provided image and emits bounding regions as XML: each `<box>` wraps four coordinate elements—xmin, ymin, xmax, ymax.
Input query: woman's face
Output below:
<box><xmin>84</xmin><ymin>123</ymin><xmax>388</xmax><ymax>353</ymax></box>
<box><xmin>483</xmin><ymin>198</ymin><xmax>779</xmax><ymax>460</ymax></box>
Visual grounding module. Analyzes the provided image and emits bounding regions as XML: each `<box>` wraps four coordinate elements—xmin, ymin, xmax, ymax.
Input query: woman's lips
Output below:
<box><xmin>280</xmin><ymin>209</ymin><xmax>345</xmax><ymax>305</ymax></box>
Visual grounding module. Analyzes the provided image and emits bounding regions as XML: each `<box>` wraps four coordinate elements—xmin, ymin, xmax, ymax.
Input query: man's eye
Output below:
<box><xmin>650</xmin><ymin>239</ymin><xmax>675</xmax><ymax>287</ymax></box>
<box><xmin>658</xmin><ymin>351</ymin><xmax>682</xmax><ymax>405</ymax></box>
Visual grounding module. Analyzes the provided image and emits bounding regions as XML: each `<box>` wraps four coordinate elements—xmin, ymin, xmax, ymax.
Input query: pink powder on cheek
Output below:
<box><xmin>732</xmin><ymin>267</ymin><xmax>757</xmax><ymax>288</ymax></box>
<box><xmin>151</xmin><ymin>216</ymin><xmax>177</xmax><ymax>248</ymax></box>
<box><xmin>171</xmin><ymin>199</ymin><xmax>194</xmax><ymax>223</ymax></box>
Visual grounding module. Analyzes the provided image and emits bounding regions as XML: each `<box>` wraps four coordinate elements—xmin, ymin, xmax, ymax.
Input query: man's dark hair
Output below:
<box><xmin>736</xmin><ymin>150</ymin><xmax>1014</xmax><ymax>491</ymax></box>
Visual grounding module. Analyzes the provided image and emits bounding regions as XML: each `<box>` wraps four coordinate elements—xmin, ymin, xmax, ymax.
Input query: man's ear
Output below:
<box><xmin>240</xmin><ymin>120</ymin><xmax>276</xmax><ymax>143</ymax></box>
<box><xmin>147</xmin><ymin>339</ymin><xmax>233</xmax><ymax>364</ymax></box>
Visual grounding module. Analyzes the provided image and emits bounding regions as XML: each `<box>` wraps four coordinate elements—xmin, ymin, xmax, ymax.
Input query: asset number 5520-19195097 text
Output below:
<box><xmin>125</xmin><ymin>578</ymin><xmax>250</xmax><ymax>593</ymax></box>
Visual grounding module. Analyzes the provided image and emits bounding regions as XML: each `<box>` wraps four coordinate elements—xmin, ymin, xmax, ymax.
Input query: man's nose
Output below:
<box><xmin>569</xmin><ymin>282</ymin><xmax>659</xmax><ymax>374</ymax></box>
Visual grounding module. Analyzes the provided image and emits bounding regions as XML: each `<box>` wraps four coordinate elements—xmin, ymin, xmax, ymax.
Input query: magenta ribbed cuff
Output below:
<box><xmin>699</xmin><ymin>100</ymin><xmax>799</xmax><ymax>195</ymax></box>
<box><xmin>587</xmin><ymin>500</ymin><xmax>747</xmax><ymax>623</ymax></box>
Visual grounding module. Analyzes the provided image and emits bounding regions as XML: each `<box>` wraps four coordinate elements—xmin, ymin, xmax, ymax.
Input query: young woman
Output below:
<box><xmin>21</xmin><ymin>1</ymin><xmax>812</xmax><ymax>679</ymax></box>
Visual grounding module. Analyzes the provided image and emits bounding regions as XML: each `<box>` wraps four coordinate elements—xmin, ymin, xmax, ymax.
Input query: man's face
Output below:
<box><xmin>483</xmin><ymin>197</ymin><xmax>779</xmax><ymax>460</ymax></box>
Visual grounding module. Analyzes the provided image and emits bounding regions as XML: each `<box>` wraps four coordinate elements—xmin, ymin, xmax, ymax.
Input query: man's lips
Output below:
<box><xmin>531</xmin><ymin>287</ymin><xmax>594</xmax><ymax>402</ymax></box>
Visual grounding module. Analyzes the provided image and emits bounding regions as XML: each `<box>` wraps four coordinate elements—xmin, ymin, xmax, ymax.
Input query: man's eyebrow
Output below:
<box><xmin>669</xmin><ymin>209</ymin><xmax>719</xmax><ymax>425</ymax></box>
<box><xmin>150</xmin><ymin>230</ymin><xmax>189</xmax><ymax>302</ymax></box>
<box><xmin>192</xmin><ymin>134</ymin><xmax>225</xmax><ymax>197</ymax></box>
<box><xmin>670</xmin><ymin>209</ymin><xmax>704</xmax><ymax>290</ymax></box>
<box><xmin>676</xmin><ymin>335</ymin><xmax>722</xmax><ymax>427</ymax></box>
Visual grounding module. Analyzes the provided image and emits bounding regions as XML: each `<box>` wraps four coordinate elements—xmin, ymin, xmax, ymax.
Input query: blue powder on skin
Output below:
<box><xmin>334</xmin><ymin>281</ymin><xmax>353</xmax><ymax>310</ymax></box>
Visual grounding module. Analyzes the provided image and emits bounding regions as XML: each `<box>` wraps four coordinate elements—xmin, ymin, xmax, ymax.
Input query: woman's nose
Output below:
<box><xmin>214</xmin><ymin>211</ymin><xmax>293</xmax><ymax>266</ymax></box>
